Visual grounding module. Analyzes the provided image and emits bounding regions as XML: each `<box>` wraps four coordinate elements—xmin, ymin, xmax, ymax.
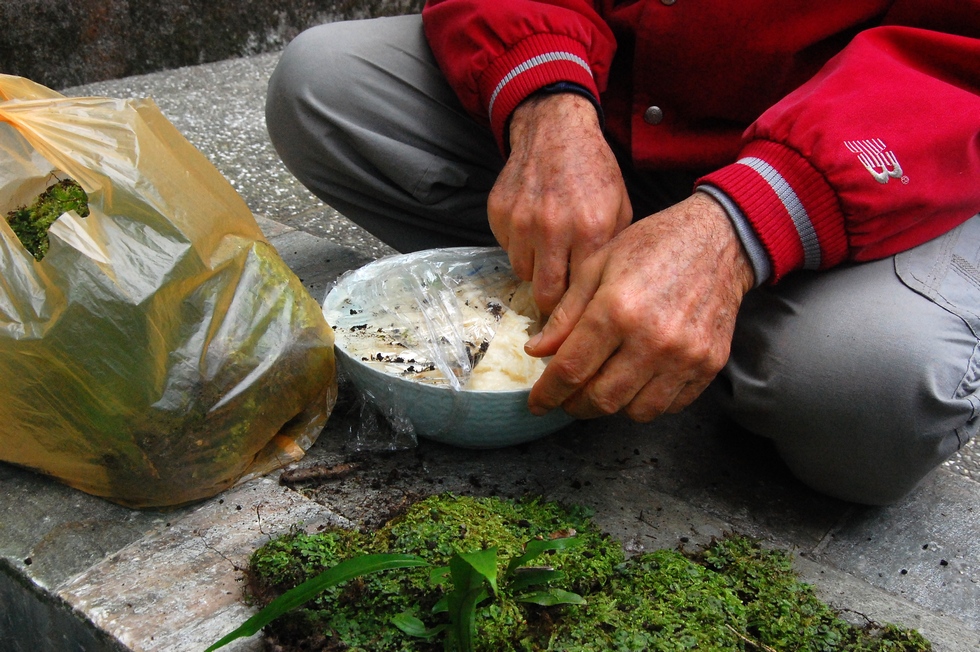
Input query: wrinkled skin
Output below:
<box><xmin>490</xmin><ymin>93</ymin><xmax>755</xmax><ymax>422</ymax></box>
<box><xmin>488</xmin><ymin>93</ymin><xmax>633</xmax><ymax>315</ymax></box>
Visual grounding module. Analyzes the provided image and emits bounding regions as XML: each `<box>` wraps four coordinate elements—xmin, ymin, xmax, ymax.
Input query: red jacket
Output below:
<box><xmin>422</xmin><ymin>0</ymin><xmax>980</xmax><ymax>281</ymax></box>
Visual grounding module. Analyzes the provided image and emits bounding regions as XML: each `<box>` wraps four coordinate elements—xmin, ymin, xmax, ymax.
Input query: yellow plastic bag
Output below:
<box><xmin>0</xmin><ymin>75</ymin><xmax>336</xmax><ymax>508</ymax></box>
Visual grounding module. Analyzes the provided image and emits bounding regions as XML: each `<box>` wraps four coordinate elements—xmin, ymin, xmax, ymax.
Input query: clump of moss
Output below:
<box><xmin>5</xmin><ymin>178</ymin><xmax>89</xmax><ymax>261</ymax></box>
<box><xmin>246</xmin><ymin>494</ymin><xmax>931</xmax><ymax>652</ymax></box>
<box><xmin>690</xmin><ymin>536</ymin><xmax>932</xmax><ymax>651</ymax></box>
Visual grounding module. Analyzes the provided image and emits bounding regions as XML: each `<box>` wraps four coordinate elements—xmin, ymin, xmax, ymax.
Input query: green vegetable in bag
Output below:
<box><xmin>5</xmin><ymin>178</ymin><xmax>88</xmax><ymax>260</ymax></box>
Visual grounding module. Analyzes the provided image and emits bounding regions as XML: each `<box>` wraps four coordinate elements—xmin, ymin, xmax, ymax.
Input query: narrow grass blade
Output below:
<box><xmin>205</xmin><ymin>553</ymin><xmax>427</xmax><ymax>651</ymax></box>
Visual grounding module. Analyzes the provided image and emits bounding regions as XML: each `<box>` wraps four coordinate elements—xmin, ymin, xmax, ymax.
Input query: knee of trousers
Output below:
<box><xmin>265</xmin><ymin>21</ymin><xmax>364</xmax><ymax>176</ymax></box>
<box><xmin>714</xmin><ymin>259</ymin><xmax>979</xmax><ymax>505</ymax></box>
<box><xmin>262</xmin><ymin>16</ymin><xmax>501</xmax><ymax>252</ymax></box>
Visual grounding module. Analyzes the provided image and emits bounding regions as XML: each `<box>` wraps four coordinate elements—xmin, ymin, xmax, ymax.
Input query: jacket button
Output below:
<box><xmin>643</xmin><ymin>106</ymin><xmax>664</xmax><ymax>125</ymax></box>
<box><xmin>660</xmin><ymin>0</ymin><xmax>676</xmax><ymax>5</ymax></box>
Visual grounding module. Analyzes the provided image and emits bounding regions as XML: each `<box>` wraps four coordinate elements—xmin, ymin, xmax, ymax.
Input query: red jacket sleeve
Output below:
<box><xmin>425</xmin><ymin>1</ymin><xmax>980</xmax><ymax>282</ymax></box>
<box><xmin>699</xmin><ymin>16</ymin><xmax>980</xmax><ymax>281</ymax></box>
<box><xmin>422</xmin><ymin>0</ymin><xmax>616</xmax><ymax>151</ymax></box>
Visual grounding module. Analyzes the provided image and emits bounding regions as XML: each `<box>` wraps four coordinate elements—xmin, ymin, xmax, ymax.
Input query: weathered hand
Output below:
<box><xmin>488</xmin><ymin>93</ymin><xmax>632</xmax><ymax>315</ymax></box>
<box><xmin>525</xmin><ymin>192</ymin><xmax>755</xmax><ymax>421</ymax></box>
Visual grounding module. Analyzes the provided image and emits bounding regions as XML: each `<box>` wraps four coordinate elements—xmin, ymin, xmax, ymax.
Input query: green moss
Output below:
<box><xmin>692</xmin><ymin>536</ymin><xmax>932</xmax><ymax>652</ymax></box>
<box><xmin>5</xmin><ymin>178</ymin><xmax>90</xmax><ymax>261</ymax></box>
<box><xmin>246</xmin><ymin>494</ymin><xmax>931</xmax><ymax>652</ymax></box>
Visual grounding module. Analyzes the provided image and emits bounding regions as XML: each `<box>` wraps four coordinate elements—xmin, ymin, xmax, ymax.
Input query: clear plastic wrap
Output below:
<box><xmin>0</xmin><ymin>75</ymin><xmax>337</xmax><ymax>508</ymax></box>
<box><xmin>323</xmin><ymin>248</ymin><xmax>572</xmax><ymax>450</ymax></box>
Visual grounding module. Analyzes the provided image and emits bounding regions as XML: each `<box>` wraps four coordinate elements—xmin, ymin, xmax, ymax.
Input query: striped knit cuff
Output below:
<box><xmin>480</xmin><ymin>33</ymin><xmax>598</xmax><ymax>152</ymax></box>
<box><xmin>697</xmin><ymin>141</ymin><xmax>846</xmax><ymax>282</ymax></box>
<box><xmin>696</xmin><ymin>185</ymin><xmax>771</xmax><ymax>287</ymax></box>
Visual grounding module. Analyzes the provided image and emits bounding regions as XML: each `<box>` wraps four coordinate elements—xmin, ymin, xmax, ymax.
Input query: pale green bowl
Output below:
<box><xmin>323</xmin><ymin>248</ymin><xmax>574</xmax><ymax>449</ymax></box>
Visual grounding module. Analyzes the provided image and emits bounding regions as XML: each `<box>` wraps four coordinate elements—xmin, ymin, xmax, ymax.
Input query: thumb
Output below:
<box><xmin>525</xmin><ymin>263</ymin><xmax>601</xmax><ymax>357</ymax></box>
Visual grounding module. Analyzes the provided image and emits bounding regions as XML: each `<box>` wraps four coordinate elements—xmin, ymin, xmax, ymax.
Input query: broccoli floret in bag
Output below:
<box><xmin>5</xmin><ymin>178</ymin><xmax>89</xmax><ymax>260</ymax></box>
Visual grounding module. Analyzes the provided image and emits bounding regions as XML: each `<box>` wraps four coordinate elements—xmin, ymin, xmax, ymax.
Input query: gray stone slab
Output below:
<box><xmin>1</xmin><ymin>559</ymin><xmax>128</xmax><ymax>652</ymax></box>
<box><xmin>547</xmin><ymin>399</ymin><xmax>851</xmax><ymax>549</ymax></box>
<box><xmin>268</xmin><ymin>228</ymin><xmax>375</xmax><ymax>305</ymax></box>
<box><xmin>811</xmin><ymin>470</ymin><xmax>980</xmax><ymax>629</ymax></box>
<box><xmin>0</xmin><ymin>463</ymin><xmax>181</xmax><ymax>591</ymax></box>
<box><xmin>58</xmin><ymin>476</ymin><xmax>351</xmax><ymax>652</ymax></box>
<box><xmin>795</xmin><ymin>556</ymin><xmax>980</xmax><ymax>652</ymax></box>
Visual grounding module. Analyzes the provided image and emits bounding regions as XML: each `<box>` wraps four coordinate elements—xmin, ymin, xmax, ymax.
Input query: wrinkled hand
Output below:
<box><xmin>525</xmin><ymin>192</ymin><xmax>755</xmax><ymax>422</ymax></box>
<box><xmin>488</xmin><ymin>93</ymin><xmax>632</xmax><ymax>315</ymax></box>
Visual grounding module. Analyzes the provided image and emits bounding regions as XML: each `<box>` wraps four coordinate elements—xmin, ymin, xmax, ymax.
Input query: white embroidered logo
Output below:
<box><xmin>844</xmin><ymin>139</ymin><xmax>907</xmax><ymax>184</ymax></box>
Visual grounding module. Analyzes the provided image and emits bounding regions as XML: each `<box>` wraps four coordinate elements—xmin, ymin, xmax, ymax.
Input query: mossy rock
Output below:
<box><xmin>246</xmin><ymin>493</ymin><xmax>931</xmax><ymax>652</ymax></box>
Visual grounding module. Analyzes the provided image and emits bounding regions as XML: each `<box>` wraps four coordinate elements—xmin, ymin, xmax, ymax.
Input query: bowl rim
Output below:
<box><xmin>323</xmin><ymin>246</ymin><xmax>542</xmax><ymax>394</ymax></box>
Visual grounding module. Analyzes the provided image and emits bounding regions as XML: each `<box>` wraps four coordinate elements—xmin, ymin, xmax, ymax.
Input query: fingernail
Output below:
<box><xmin>528</xmin><ymin>404</ymin><xmax>548</xmax><ymax>416</ymax></box>
<box><xmin>526</xmin><ymin>333</ymin><xmax>543</xmax><ymax>350</ymax></box>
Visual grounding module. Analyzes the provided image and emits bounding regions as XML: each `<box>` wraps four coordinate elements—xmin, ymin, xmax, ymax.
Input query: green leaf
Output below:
<box><xmin>430</xmin><ymin>565</ymin><xmax>451</xmax><ymax>584</ymax></box>
<box><xmin>446</xmin><ymin>551</ymin><xmax>497</xmax><ymax>652</ymax></box>
<box><xmin>204</xmin><ymin>553</ymin><xmax>427</xmax><ymax>651</ymax></box>
<box><xmin>516</xmin><ymin>589</ymin><xmax>587</xmax><ymax>606</ymax></box>
<box><xmin>457</xmin><ymin>547</ymin><xmax>499</xmax><ymax>594</ymax></box>
<box><xmin>432</xmin><ymin>594</ymin><xmax>449</xmax><ymax>614</ymax></box>
<box><xmin>507</xmin><ymin>537</ymin><xmax>584</xmax><ymax>576</ymax></box>
<box><xmin>449</xmin><ymin>585</ymin><xmax>489</xmax><ymax>652</ymax></box>
<box><xmin>507</xmin><ymin>567</ymin><xmax>564</xmax><ymax>592</ymax></box>
<box><xmin>392</xmin><ymin>611</ymin><xmax>447</xmax><ymax>639</ymax></box>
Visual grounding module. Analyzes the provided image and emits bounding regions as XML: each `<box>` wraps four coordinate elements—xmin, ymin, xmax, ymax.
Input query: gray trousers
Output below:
<box><xmin>266</xmin><ymin>15</ymin><xmax>980</xmax><ymax>505</ymax></box>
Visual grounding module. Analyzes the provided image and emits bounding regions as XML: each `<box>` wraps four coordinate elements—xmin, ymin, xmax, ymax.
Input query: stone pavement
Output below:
<box><xmin>0</xmin><ymin>49</ymin><xmax>978</xmax><ymax>651</ymax></box>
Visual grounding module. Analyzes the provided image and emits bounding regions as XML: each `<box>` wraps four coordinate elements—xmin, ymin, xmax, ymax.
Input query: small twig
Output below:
<box><xmin>199</xmin><ymin>532</ymin><xmax>244</xmax><ymax>572</ymax></box>
<box><xmin>838</xmin><ymin>607</ymin><xmax>876</xmax><ymax>625</ymax></box>
<box><xmin>280</xmin><ymin>462</ymin><xmax>358</xmax><ymax>486</ymax></box>
<box><xmin>636</xmin><ymin>509</ymin><xmax>660</xmax><ymax>529</ymax></box>
<box><xmin>255</xmin><ymin>505</ymin><xmax>270</xmax><ymax>535</ymax></box>
<box><xmin>725</xmin><ymin>624</ymin><xmax>778</xmax><ymax>652</ymax></box>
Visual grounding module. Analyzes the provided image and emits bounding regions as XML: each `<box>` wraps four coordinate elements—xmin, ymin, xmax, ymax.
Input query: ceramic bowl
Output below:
<box><xmin>322</xmin><ymin>247</ymin><xmax>574</xmax><ymax>448</ymax></box>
